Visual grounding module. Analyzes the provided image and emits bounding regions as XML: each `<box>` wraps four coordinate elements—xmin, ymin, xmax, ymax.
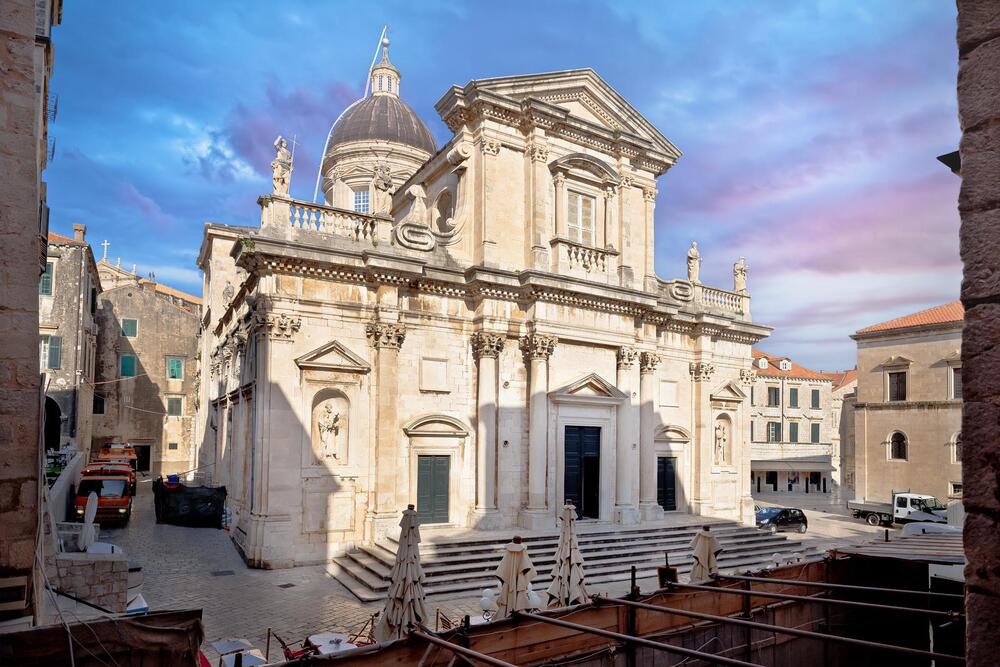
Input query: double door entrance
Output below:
<box><xmin>657</xmin><ymin>456</ymin><xmax>677</xmax><ymax>511</ymax></box>
<box><xmin>416</xmin><ymin>455</ymin><xmax>450</xmax><ymax>524</ymax></box>
<box><xmin>564</xmin><ymin>426</ymin><xmax>601</xmax><ymax>519</ymax></box>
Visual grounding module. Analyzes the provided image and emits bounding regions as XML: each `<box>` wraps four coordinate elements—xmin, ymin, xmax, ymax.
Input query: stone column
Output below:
<box><xmin>519</xmin><ymin>333</ymin><xmax>557</xmax><ymax>529</ymax></box>
<box><xmin>642</xmin><ymin>188</ymin><xmax>657</xmax><ymax>291</ymax></box>
<box><xmin>366</xmin><ymin>319</ymin><xmax>406</xmax><ymax>538</ymax></box>
<box><xmin>553</xmin><ymin>171</ymin><xmax>567</xmax><ymax>238</ymax></box>
<box><xmin>604</xmin><ymin>186</ymin><xmax>617</xmax><ymax>250</ymax></box>
<box><xmin>957</xmin><ymin>5</ymin><xmax>1000</xmax><ymax>661</ymax></box>
<box><xmin>528</xmin><ymin>140</ymin><xmax>550</xmax><ymax>269</ymax></box>
<box><xmin>471</xmin><ymin>331</ymin><xmax>504</xmax><ymax>528</ymax></box>
<box><xmin>638</xmin><ymin>352</ymin><xmax>662</xmax><ymax>519</ymax></box>
<box><xmin>615</xmin><ymin>346</ymin><xmax>640</xmax><ymax>524</ymax></box>
<box><xmin>688</xmin><ymin>360</ymin><xmax>716</xmax><ymax>516</ymax></box>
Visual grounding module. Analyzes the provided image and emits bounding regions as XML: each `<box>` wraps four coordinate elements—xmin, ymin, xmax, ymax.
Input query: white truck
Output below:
<box><xmin>847</xmin><ymin>491</ymin><xmax>948</xmax><ymax>527</ymax></box>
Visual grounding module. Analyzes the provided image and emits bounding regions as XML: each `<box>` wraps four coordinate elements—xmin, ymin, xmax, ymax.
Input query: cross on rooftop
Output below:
<box><xmin>101</xmin><ymin>239</ymin><xmax>110</xmax><ymax>260</ymax></box>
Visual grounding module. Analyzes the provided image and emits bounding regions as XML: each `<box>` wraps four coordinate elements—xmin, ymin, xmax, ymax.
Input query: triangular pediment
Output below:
<box><xmin>879</xmin><ymin>355</ymin><xmax>913</xmax><ymax>368</ymax></box>
<box><xmin>459</xmin><ymin>69</ymin><xmax>681</xmax><ymax>161</ymax></box>
<box><xmin>550</xmin><ymin>372</ymin><xmax>627</xmax><ymax>403</ymax></box>
<box><xmin>296</xmin><ymin>340</ymin><xmax>370</xmax><ymax>373</ymax></box>
<box><xmin>711</xmin><ymin>381</ymin><xmax>747</xmax><ymax>403</ymax></box>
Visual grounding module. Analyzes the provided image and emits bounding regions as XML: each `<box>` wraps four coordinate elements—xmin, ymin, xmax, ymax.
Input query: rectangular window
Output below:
<box><xmin>767</xmin><ymin>386</ymin><xmax>780</xmax><ymax>407</ymax></box>
<box><xmin>950</xmin><ymin>482</ymin><xmax>963</xmax><ymax>497</ymax></box>
<box><xmin>121</xmin><ymin>318</ymin><xmax>138</xmax><ymax>338</ymax></box>
<box><xmin>45</xmin><ymin>335</ymin><xmax>61</xmax><ymax>369</ymax></box>
<box><xmin>90</xmin><ymin>287</ymin><xmax>97</xmax><ymax>316</ymax></box>
<box><xmin>167</xmin><ymin>397</ymin><xmax>183</xmax><ymax>416</ymax></box>
<box><xmin>567</xmin><ymin>191</ymin><xmax>595</xmax><ymax>246</ymax></box>
<box><xmin>168</xmin><ymin>442</ymin><xmax>179</xmax><ymax>451</ymax></box>
<box><xmin>767</xmin><ymin>422</ymin><xmax>781</xmax><ymax>443</ymax></box>
<box><xmin>120</xmin><ymin>355</ymin><xmax>136</xmax><ymax>378</ymax></box>
<box><xmin>789</xmin><ymin>387</ymin><xmax>798</xmax><ymax>408</ymax></box>
<box><xmin>167</xmin><ymin>356</ymin><xmax>184</xmax><ymax>380</ymax></box>
<box><xmin>811</xmin><ymin>388</ymin><xmax>820</xmax><ymax>409</ymax></box>
<box><xmin>353</xmin><ymin>189</ymin><xmax>370</xmax><ymax>214</ymax></box>
<box><xmin>888</xmin><ymin>371</ymin><xmax>907</xmax><ymax>401</ymax></box>
<box><xmin>750</xmin><ymin>421</ymin><xmax>755</xmax><ymax>441</ymax></box>
<box><xmin>952</xmin><ymin>368</ymin><xmax>962</xmax><ymax>399</ymax></box>
<box><xmin>789</xmin><ymin>422</ymin><xmax>799</xmax><ymax>443</ymax></box>
<box><xmin>93</xmin><ymin>393</ymin><xmax>105</xmax><ymax>415</ymax></box>
<box><xmin>39</xmin><ymin>261</ymin><xmax>53</xmax><ymax>295</ymax></box>
<box><xmin>811</xmin><ymin>422</ymin><xmax>821</xmax><ymax>443</ymax></box>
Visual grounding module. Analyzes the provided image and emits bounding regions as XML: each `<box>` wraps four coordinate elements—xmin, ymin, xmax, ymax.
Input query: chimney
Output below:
<box><xmin>73</xmin><ymin>223</ymin><xmax>86</xmax><ymax>242</ymax></box>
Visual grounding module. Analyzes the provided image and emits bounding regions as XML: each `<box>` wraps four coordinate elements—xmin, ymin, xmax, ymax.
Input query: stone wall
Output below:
<box><xmin>956</xmin><ymin>3</ymin><xmax>1000</xmax><ymax>663</ymax></box>
<box><xmin>53</xmin><ymin>552</ymin><xmax>128</xmax><ymax>613</ymax></box>
<box><xmin>0</xmin><ymin>0</ymin><xmax>50</xmax><ymax>622</ymax></box>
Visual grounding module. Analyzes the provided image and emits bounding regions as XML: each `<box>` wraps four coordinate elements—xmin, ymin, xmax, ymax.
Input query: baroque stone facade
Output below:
<box><xmin>197</xmin><ymin>46</ymin><xmax>770</xmax><ymax>568</ymax></box>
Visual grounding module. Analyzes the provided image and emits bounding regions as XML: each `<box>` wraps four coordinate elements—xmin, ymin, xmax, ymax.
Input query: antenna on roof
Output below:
<box><xmin>311</xmin><ymin>25</ymin><xmax>388</xmax><ymax>204</ymax></box>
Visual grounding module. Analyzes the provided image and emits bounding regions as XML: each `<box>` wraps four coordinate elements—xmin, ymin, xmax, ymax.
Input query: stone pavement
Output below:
<box><xmin>97</xmin><ymin>486</ymin><xmax>876</xmax><ymax>663</ymax></box>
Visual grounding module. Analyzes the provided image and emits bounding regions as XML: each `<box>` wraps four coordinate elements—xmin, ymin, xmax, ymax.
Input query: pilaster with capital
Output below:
<box><xmin>520</xmin><ymin>333</ymin><xmax>557</xmax><ymax>527</ymax></box>
<box><xmin>553</xmin><ymin>172</ymin><xmax>567</xmax><ymax>238</ymax></box>
<box><xmin>527</xmin><ymin>138</ymin><xmax>551</xmax><ymax>269</ymax></box>
<box><xmin>367</xmin><ymin>319</ymin><xmax>407</xmax><ymax>529</ymax></box>
<box><xmin>471</xmin><ymin>332</ymin><xmax>505</xmax><ymax>525</ymax></box>
<box><xmin>638</xmin><ymin>352</ymin><xmax>662</xmax><ymax>518</ymax></box>
<box><xmin>615</xmin><ymin>346</ymin><xmax>640</xmax><ymax>523</ymax></box>
<box><xmin>604</xmin><ymin>186</ymin><xmax>617</xmax><ymax>251</ymax></box>
<box><xmin>642</xmin><ymin>187</ymin><xmax>657</xmax><ymax>289</ymax></box>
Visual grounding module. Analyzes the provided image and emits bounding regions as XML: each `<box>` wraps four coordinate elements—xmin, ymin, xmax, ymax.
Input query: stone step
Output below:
<box><xmin>390</xmin><ymin>524</ymin><xmax>757</xmax><ymax>559</ymax></box>
<box><xmin>332</xmin><ymin>525</ymin><xmax>816</xmax><ymax>602</ymax></box>
<box><xmin>369</xmin><ymin>532</ymin><xmax>796</xmax><ymax>573</ymax></box>
<box><xmin>332</xmin><ymin>542</ymin><xmax>817</xmax><ymax>603</ymax></box>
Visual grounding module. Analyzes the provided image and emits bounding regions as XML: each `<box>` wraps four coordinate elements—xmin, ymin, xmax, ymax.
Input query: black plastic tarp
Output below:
<box><xmin>152</xmin><ymin>477</ymin><xmax>227</xmax><ymax>528</ymax></box>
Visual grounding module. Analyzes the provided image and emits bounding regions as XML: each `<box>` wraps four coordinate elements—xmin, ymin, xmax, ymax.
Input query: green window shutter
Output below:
<box><xmin>789</xmin><ymin>422</ymin><xmax>798</xmax><ymax>443</ymax></box>
<box><xmin>39</xmin><ymin>262</ymin><xmax>53</xmax><ymax>295</ymax></box>
<box><xmin>812</xmin><ymin>389</ymin><xmax>820</xmax><ymax>409</ymax></box>
<box><xmin>167</xmin><ymin>397</ymin><xmax>183</xmax><ymax>416</ymax></box>
<box><xmin>122</xmin><ymin>319</ymin><xmax>138</xmax><ymax>337</ymax></box>
<box><xmin>789</xmin><ymin>388</ymin><xmax>798</xmax><ymax>407</ymax></box>
<box><xmin>120</xmin><ymin>355</ymin><xmax>136</xmax><ymax>377</ymax></box>
<box><xmin>167</xmin><ymin>357</ymin><xmax>183</xmax><ymax>379</ymax></box>
<box><xmin>47</xmin><ymin>335</ymin><xmax>61</xmax><ymax>369</ymax></box>
<box><xmin>811</xmin><ymin>423</ymin><xmax>820</xmax><ymax>443</ymax></box>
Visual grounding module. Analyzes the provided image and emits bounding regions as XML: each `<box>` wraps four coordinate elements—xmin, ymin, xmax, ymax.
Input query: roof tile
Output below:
<box><xmin>856</xmin><ymin>301</ymin><xmax>963</xmax><ymax>335</ymax></box>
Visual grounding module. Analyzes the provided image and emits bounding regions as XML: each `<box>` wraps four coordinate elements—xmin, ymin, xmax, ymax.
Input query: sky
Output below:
<box><xmin>46</xmin><ymin>1</ymin><xmax>961</xmax><ymax>370</ymax></box>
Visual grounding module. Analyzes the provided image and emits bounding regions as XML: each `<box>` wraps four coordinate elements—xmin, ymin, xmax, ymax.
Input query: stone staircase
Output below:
<box><xmin>331</xmin><ymin>521</ymin><xmax>815</xmax><ymax>602</ymax></box>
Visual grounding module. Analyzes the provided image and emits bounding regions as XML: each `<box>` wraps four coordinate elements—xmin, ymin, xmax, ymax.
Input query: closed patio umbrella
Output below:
<box><xmin>546</xmin><ymin>502</ymin><xmax>590</xmax><ymax>608</ymax></box>
<box><xmin>688</xmin><ymin>524</ymin><xmax>722</xmax><ymax>582</ymax></box>
<box><xmin>373</xmin><ymin>505</ymin><xmax>428</xmax><ymax>642</ymax></box>
<box><xmin>494</xmin><ymin>536</ymin><xmax>539</xmax><ymax>619</ymax></box>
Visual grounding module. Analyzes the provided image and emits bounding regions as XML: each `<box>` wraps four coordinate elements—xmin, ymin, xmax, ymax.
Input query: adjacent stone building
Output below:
<box><xmin>39</xmin><ymin>226</ymin><xmax>101</xmax><ymax>453</ymax></box>
<box><xmin>91</xmin><ymin>256</ymin><xmax>201</xmax><ymax>477</ymax></box>
<box><xmin>851</xmin><ymin>301</ymin><xmax>963</xmax><ymax>503</ymax></box>
<box><xmin>0</xmin><ymin>0</ymin><xmax>62</xmax><ymax>625</ymax></box>
<box><xmin>198</xmin><ymin>41</ymin><xmax>771</xmax><ymax>569</ymax></box>
<box><xmin>826</xmin><ymin>369</ymin><xmax>857</xmax><ymax>496</ymax></box>
<box><xmin>747</xmin><ymin>350</ymin><xmax>845</xmax><ymax>495</ymax></box>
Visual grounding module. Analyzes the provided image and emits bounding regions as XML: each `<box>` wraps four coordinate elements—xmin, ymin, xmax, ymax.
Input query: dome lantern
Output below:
<box><xmin>371</xmin><ymin>36</ymin><xmax>400</xmax><ymax>97</ymax></box>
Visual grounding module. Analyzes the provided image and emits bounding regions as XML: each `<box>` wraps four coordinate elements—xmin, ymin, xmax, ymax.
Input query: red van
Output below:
<box><xmin>74</xmin><ymin>474</ymin><xmax>133</xmax><ymax>524</ymax></box>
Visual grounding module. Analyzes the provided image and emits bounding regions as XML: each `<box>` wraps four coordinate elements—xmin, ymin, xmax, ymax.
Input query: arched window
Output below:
<box><xmin>889</xmin><ymin>432</ymin><xmax>908</xmax><ymax>460</ymax></box>
<box><xmin>388</xmin><ymin>77</ymin><xmax>393</xmax><ymax>93</ymax></box>
<box><xmin>378</xmin><ymin>75</ymin><xmax>383</xmax><ymax>91</ymax></box>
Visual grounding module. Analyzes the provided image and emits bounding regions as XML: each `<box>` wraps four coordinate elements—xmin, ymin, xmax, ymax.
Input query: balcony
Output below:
<box><xmin>258</xmin><ymin>195</ymin><xmax>391</xmax><ymax>247</ymax></box>
<box><xmin>549</xmin><ymin>237</ymin><xmax>618</xmax><ymax>283</ymax></box>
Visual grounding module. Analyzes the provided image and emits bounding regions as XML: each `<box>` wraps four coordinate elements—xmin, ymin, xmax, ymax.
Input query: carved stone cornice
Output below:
<box><xmin>739</xmin><ymin>369</ymin><xmax>758</xmax><ymax>386</ymax></box>
<box><xmin>366</xmin><ymin>321</ymin><xmax>406</xmax><ymax>349</ymax></box>
<box><xmin>689</xmin><ymin>362</ymin><xmax>716</xmax><ymax>382</ymax></box>
<box><xmin>616</xmin><ymin>346</ymin><xmax>639</xmax><ymax>370</ymax></box>
<box><xmin>471</xmin><ymin>332</ymin><xmax>505</xmax><ymax>359</ymax></box>
<box><xmin>520</xmin><ymin>333</ymin><xmax>557</xmax><ymax>361</ymax></box>
<box><xmin>639</xmin><ymin>352</ymin><xmax>661</xmax><ymax>374</ymax></box>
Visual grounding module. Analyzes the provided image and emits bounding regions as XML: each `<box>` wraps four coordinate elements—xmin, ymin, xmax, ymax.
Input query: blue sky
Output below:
<box><xmin>46</xmin><ymin>1</ymin><xmax>960</xmax><ymax>369</ymax></box>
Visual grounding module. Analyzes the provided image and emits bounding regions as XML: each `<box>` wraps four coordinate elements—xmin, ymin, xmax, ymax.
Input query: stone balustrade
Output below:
<box><xmin>550</xmin><ymin>237</ymin><xmax>617</xmax><ymax>278</ymax></box>
<box><xmin>259</xmin><ymin>195</ymin><xmax>386</xmax><ymax>246</ymax></box>
<box><xmin>697</xmin><ymin>284</ymin><xmax>747</xmax><ymax>315</ymax></box>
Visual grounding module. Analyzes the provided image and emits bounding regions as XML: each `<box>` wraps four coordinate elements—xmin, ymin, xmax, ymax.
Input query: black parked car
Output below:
<box><xmin>756</xmin><ymin>507</ymin><xmax>808</xmax><ymax>534</ymax></box>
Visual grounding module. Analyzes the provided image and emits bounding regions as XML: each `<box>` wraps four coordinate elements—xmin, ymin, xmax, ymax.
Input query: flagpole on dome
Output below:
<box><xmin>312</xmin><ymin>25</ymin><xmax>388</xmax><ymax>203</ymax></box>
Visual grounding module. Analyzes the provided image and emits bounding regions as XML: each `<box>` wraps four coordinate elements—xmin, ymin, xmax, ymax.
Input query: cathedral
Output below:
<box><xmin>196</xmin><ymin>37</ymin><xmax>769</xmax><ymax>568</ymax></box>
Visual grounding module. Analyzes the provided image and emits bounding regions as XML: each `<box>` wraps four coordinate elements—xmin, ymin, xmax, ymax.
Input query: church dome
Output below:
<box><xmin>328</xmin><ymin>94</ymin><xmax>436</xmax><ymax>154</ymax></box>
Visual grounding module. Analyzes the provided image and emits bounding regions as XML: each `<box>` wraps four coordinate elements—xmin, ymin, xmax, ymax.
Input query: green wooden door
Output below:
<box><xmin>417</xmin><ymin>455</ymin><xmax>450</xmax><ymax>524</ymax></box>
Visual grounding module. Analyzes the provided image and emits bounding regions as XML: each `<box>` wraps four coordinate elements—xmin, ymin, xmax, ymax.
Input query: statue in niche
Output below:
<box><xmin>714</xmin><ymin>421</ymin><xmax>728</xmax><ymax>465</ymax></box>
<box><xmin>271</xmin><ymin>135</ymin><xmax>292</xmax><ymax>196</ymax></box>
<box><xmin>687</xmin><ymin>241</ymin><xmax>702</xmax><ymax>284</ymax></box>
<box><xmin>317</xmin><ymin>403</ymin><xmax>341</xmax><ymax>459</ymax></box>
<box><xmin>733</xmin><ymin>256</ymin><xmax>748</xmax><ymax>293</ymax></box>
